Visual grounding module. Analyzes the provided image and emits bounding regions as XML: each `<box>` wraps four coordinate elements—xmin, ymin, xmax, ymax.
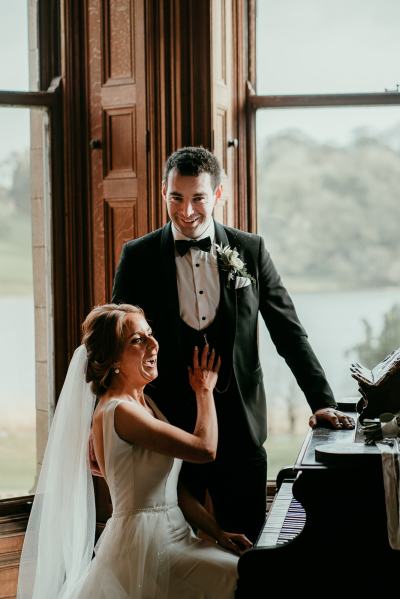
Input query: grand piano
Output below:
<box><xmin>236</xmin><ymin>399</ymin><xmax>399</xmax><ymax>595</ymax></box>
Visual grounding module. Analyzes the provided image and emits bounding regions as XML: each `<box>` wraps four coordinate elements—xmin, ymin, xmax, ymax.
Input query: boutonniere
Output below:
<box><xmin>215</xmin><ymin>243</ymin><xmax>255</xmax><ymax>289</ymax></box>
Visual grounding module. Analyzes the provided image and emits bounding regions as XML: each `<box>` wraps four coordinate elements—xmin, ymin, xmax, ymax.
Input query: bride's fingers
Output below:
<box><xmin>200</xmin><ymin>344</ymin><xmax>209</xmax><ymax>370</ymax></box>
<box><xmin>192</xmin><ymin>346</ymin><xmax>200</xmax><ymax>370</ymax></box>
<box><xmin>193</xmin><ymin>344</ymin><xmax>221</xmax><ymax>374</ymax></box>
<box><xmin>207</xmin><ymin>348</ymin><xmax>216</xmax><ymax>370</ymax></box>
<box><xmin>235</xmin><ymin>535</ymin><xmax>252</xmax><ymax>549</ymax></box>
<box><xmin>224</xmin><ymin>533</ymin><xmax>252</xmax><ymax>552</ymax></box>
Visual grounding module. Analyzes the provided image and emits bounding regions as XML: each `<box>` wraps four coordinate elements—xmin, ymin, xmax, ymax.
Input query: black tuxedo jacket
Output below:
<box><xmin>112</xmin><ymin>220</ymin><xmax>336</xmax><ymax>445</ymax></box>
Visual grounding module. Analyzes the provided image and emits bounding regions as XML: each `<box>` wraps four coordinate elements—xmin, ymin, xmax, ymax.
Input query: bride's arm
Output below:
<box><xmin>114</xmin><ymin>346</ymin><xmax>220</xmax><ymax>463</ymax></box>
<box><xmin>177</xmin><ymin>482</ymin><xmax>252</xmax><ymax>555</ymax></box>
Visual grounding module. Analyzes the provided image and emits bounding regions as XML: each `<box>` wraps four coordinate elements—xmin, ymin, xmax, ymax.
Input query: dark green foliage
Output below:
<box><xmin>348</xmin><ymin>304</ymin><xmax>400</xmax><ymax>368</ymax></box>
<box><xmin>258</xmin><ymin>129</ymin><xmax>400</xmax><ymax>291</ymax></box>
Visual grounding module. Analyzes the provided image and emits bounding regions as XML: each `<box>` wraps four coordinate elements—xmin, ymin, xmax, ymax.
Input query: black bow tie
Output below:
<box><xmin>175</xmin><ymin>236</ymin><xmax>212</xmax><ymax>257</ymax></box>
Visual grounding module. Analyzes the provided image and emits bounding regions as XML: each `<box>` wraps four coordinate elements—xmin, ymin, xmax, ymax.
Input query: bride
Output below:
<box><xmin>17</xmin><ymin>303</ymin><xmax>251</xmax><ymax>598</ymax></box>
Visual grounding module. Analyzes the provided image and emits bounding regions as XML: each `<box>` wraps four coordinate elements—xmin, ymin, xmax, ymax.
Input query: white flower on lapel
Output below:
<box><xmin>215</xmin><ymin>243</ymin><xmax>255</xmax><ymax>289</ymax></box>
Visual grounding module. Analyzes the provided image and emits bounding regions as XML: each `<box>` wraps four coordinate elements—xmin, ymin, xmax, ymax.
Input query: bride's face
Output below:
<box><xmin>117</xmin><ymin>313</ymin><xmax>159</xmax><ymax>384</ymax></box>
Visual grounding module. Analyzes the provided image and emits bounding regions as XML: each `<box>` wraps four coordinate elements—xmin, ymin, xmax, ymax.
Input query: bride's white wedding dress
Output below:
<box><xmin>70</xmin><ymin>398</ymin><xmax>238</xmax><ymax>598</ymax></box>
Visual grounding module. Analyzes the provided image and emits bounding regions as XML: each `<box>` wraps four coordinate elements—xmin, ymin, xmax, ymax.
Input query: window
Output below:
<box><xmin>253</xmin><ymin>0</ymin><xmax>400</xmax><ymax>479</ymax></box>
<box><xmin>0</xmin><ymin>2</ymin><xmax>30</xmax><ymax>91</ymax></box>
<box><xmin>0</xmin><ymin>1</ymin><xmax>60</xmax><ymax>500</ymax></box>
<box><xmin>0</xmin><ymin>107</ymin><xmax>34</xmax><ymax>498</ymax></box>
<box><xmin>256</xmin><ymin>0</ymin><xmax>400</xmax><ymax>95</ymax></box>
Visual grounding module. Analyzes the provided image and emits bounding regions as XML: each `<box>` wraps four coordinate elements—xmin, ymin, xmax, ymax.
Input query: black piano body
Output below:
<box><xmin>236</xmin><ymin>401</ymin><xmax>399</xmax><ymax>596</ymax></box>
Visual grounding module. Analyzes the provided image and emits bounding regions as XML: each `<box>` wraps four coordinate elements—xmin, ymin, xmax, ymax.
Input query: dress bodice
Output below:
<box><xmin>102</xmin><ymin>397</ymin><xmax>181</xmax><ymax>515</ymax></box>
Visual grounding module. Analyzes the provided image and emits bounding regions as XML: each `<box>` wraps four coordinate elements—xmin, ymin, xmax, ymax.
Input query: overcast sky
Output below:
<box><xmin>0</xmin><ymin>0</ymin><xmax>29</xmax><ymax>185</ymax></box>
<box><xmin>256</xmin><ymin>0</ymin><xmax>400</xmax><ymax>144</ymax></box>
<box><xmin>0</xmin><ymin>0</ymin><xmax>399</xmax><ymax>184</ymax></box>
<box><xmin>257</xmin><ymin>0</ymin><xmax>400</xmax><ymax>95</ymax></box>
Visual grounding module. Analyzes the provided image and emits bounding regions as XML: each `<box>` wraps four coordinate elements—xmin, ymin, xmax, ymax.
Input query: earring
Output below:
<box><xmin>114</xmin><ymin>367</ymin><xmax>120</xmax><ymax>374</ymax></box>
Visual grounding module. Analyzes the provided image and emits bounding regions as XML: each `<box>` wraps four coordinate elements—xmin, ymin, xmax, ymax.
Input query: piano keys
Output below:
<box><xmin>257</xmin><ymin>481</ymin><xmax>305</xmax><ymax>548</ymax></box>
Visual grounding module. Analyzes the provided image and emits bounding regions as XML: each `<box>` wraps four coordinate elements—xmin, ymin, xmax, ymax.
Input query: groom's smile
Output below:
<box><xmin>162</xmin><ymin>168</ymin><xmax>222</xmax><ymax>239</ymax></box>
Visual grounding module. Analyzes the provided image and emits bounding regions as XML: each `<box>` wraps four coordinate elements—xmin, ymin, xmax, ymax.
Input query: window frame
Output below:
<box><xmin>248</xmin><ymin>0</ymin><xmax>400</xmax><ymax>484</ymax></box>
<box><xmin>247</xmin><ymin>0</ymin><xmax>400</xmax><ymax>230</ymax></box>
<box><xmin>0</xmin><ymin>1</ymin><xmax>62</xmax><ymax>513</ymax></box>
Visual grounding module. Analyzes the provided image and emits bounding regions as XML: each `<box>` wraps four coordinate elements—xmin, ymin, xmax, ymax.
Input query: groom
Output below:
<box><xmin>112</xmin><ymin>146</ymin><xmax>353</xmax><ymax>543</ymax></box>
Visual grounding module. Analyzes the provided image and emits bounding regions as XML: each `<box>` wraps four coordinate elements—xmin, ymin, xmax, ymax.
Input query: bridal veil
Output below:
<box><xmin>17</xmin><ymin>345</ymin><xmax>96</xmax><ymax>599</ymax></box>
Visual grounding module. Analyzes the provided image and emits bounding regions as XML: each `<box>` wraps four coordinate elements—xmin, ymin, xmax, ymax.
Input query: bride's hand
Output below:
<box><xmin>188</xmin><ymin>345</ymin><xmax>221</xmax><ymax>394</ymax></box>
<box><xmin>216</xmin><ymin>531</ymin><xmax>253</xmax><ymax>556</ymax></box>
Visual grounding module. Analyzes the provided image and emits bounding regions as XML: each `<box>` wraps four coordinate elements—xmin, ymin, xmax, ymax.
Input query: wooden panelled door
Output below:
<box><xmin>86</xmin><ymin>0</ymin><xmax>149</xmax><ymax>520</ymax></box>
<box><xmin>87</xmin><ymin>0</ymin><xmax>148</xmax><ymax>305</ymax></box>
<box><xmin>211</xmin><ymin>0</ymin><xmax>237</xmax><ymax>227</ymax></box>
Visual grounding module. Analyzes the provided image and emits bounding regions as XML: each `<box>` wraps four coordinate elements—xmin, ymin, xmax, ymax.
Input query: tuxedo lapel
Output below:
<box><xmin>160</xmin><ymin>222</ymin><xmax>180</xmax><ymax>322</ymax></box>
<box><xmin>214</xmin><ymin>220</ymin><xmax>237</xmax><ymax>342</ymax></box>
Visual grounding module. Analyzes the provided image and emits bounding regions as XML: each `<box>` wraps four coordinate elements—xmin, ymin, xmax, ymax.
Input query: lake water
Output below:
<box><xmin>260</xmin><ymin>286</ymin><xmax>400</xmax><ymax>431</ymax></box>
<box><xmin>0</xmin><ymin>287</ymin><xmax>399</xmax><ymax>428</ymax></box>
<box><xmin>0</xmin><ymin>296</ymin><xmax>35</xmax><ymax>427</ymax></box>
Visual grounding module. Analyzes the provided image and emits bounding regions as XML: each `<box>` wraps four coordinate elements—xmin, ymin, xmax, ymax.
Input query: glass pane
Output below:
<box><xmin>0</xmin><ymin>108</ymin><xmax>35</xmax><ymax>498</ymax></box>
<box><xmin>257</xmin><ymin>106</ymin><xmax>400</xmax><ymax>479</ymax></box>
<box><xmin>257</xmin><ymin>0</ymin><xmax>400</xmax><ymax>94</ymax></box>
<box><xmin>0</xmin><ymin>0</ymin><xmax>30</xmax><ymax>90</ymax></box>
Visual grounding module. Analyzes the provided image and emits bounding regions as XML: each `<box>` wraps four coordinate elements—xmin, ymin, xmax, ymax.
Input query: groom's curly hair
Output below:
<box><xmin>82</xmin><ymin>303</ymin><xmax>144</xmax><ymax>396</ymax></box>
<box><xmin>163</xmin><ymin>146</ymin><xmax>222</xmax><ymax>190</ymax></box>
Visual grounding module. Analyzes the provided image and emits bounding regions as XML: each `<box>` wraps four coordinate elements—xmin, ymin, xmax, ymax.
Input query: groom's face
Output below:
<box><xmin>162</xmin><ymin>169</ymin><xmax>222</xmax><ymax>239</ymax></box>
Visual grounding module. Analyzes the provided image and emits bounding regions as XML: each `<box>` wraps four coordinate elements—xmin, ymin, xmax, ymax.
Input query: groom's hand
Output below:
<box><xmin>309</xmin><ymin>407</ymin><xmax>355</xmax><ymax>430</ymax></box>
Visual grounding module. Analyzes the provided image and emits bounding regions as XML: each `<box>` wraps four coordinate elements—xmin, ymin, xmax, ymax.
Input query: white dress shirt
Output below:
<box><xmin>171</xmin><ymin>220</ymin><xmax>220</xmax><ymax>330</ymax></box>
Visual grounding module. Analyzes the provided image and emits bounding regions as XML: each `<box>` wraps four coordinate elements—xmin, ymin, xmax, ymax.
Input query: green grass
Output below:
<box><xmin>264</xmin><ymin>433</ymin><xmax>307</xmax><ymax>480</ymax></box>
<box><xmin>0</xmin><ymin>213</ymin><xmax>33</xmax><ymax>295</ymax></box>
<box><xmin>0</xmin><ymin>429</ymin><xmax>36</xmax><ymax>498</ymax></box>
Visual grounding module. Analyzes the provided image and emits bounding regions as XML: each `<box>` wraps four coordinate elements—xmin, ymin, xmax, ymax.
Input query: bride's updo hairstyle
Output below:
<box><xmin>82</xmin><ymin>303</ymin><xmax>144</xmax><ymax>396</ymax></box>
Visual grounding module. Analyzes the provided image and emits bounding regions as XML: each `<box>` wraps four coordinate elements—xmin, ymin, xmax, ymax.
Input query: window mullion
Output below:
<box><xmin>249</xmin><ymin>92</ymin><xmax>400</xmax><ymax>110</ymax></box>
